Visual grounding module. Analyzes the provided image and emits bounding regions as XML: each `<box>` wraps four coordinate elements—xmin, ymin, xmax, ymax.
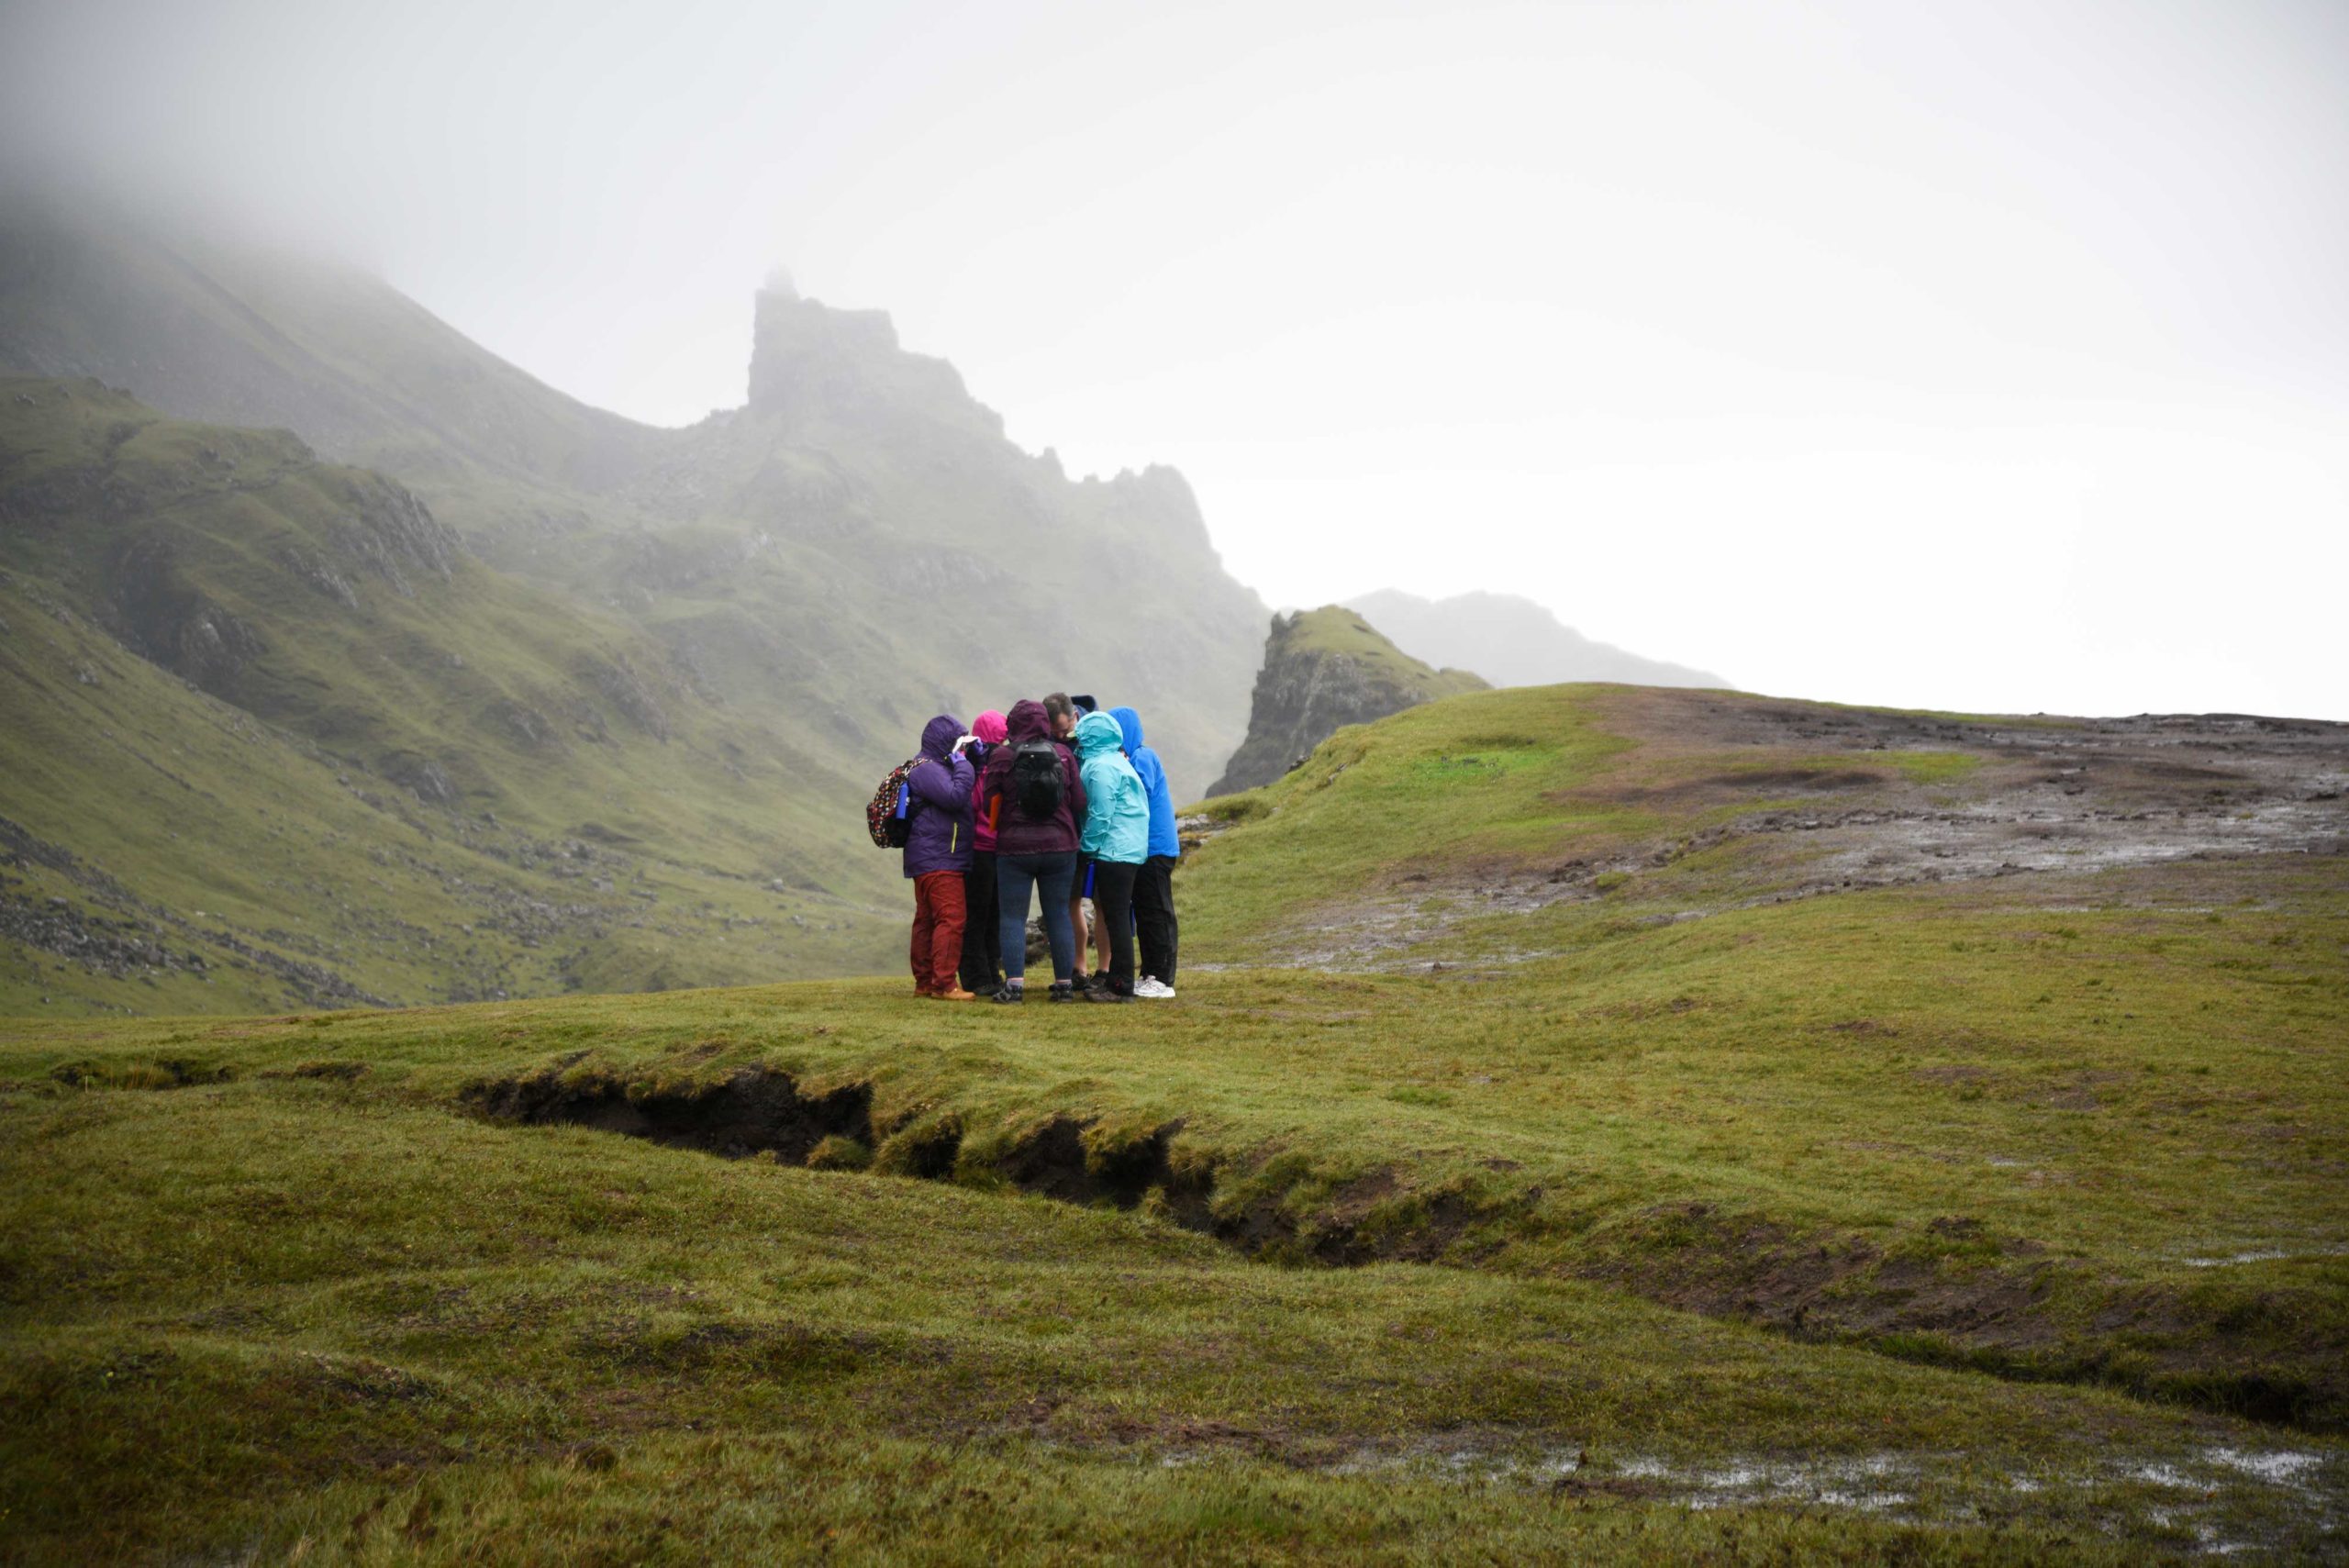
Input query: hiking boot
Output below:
<box><xmin>932</xmin><ymin>988</ymin><xmax>977</xmax><ymax>1002</ymax></box>
<box><xmin>989</xmin><ymin>984</ymin><xmax>1024</xmax><ymax>1005</ymax></box>
<box><xmin>1134</xmin><ymin>977</ymin><xmax>1175</xmax><ymax>999</ymax></box>
<box><xmin>1086</xmin><ymin>986</ymin><xmax>1133</xmax><ymax>1004</ymax></box>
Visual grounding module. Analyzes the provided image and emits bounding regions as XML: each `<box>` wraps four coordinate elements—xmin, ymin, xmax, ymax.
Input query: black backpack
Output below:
<box><xmin>1008</xmin><ymin>740</ymin><xmax>1064</xmax><ymax>822</ymax></box>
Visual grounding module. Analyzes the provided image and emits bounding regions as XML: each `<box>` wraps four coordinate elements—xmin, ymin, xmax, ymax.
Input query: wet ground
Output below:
<box><xmin>1140</xmin><ymin>1431</ymin><xmax>2347</xmax><ymax>1559</ymax></box>
<box><xmin>1634</xmin><ymin>692</ymin><xmax>2349</xmax><ymax>886</ymax></box>
<box><xmin>1201</xmin><ymin>690</ymin><xmax>2349</xmax><ymax>971</ymax></box>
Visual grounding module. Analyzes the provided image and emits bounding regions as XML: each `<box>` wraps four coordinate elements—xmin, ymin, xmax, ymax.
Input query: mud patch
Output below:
<box><xmin>996</xmin><ymin>1114</ymin><xmax>1187</xmax><ymax>1209</ymax></box>
<box><xmin>1278</xmin><ymin>1434</ymin><xmax>2346</xmax><ymax>1556</ymax></box>
<box><xmin>48</xmin><ymin>1055</ymin><xmax>234</xmax><ymax>1090</ymax></box>
<box><xmin>462</xmin><ymin>1064</ymin><xmax>1507</xmax><ymax>1273</ymax></box>
<box><xmin>1583</xmin><ymin>1201</ymin><xmax>2345</xmax><ymax>1430</ymax></box>
<box><xmin>462</xmin><ymin>1064</ymin><xmax>873</xmax><ymax>1163</ymax></box>
<box><xmin>1241</xmin><ymin>693</ymin><xmax>2349</xmax><ymax>972</ymax></box>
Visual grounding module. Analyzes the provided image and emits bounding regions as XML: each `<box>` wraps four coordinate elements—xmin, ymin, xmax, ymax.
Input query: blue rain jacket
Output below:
<box><xmin>1108</xmin><ymin>706</ymin><xmax>1180</xmax><ymax>861</ymax></box>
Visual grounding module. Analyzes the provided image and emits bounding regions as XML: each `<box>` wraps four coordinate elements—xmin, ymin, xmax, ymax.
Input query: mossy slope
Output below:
<box><xmin>0</xmin><ymin>379</ymin><xmax>896</xmax><ymax>1014</ymax></box>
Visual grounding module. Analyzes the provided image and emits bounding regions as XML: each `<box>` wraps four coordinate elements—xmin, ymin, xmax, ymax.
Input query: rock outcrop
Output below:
<box><xmin>1208</xmin><ymin>607</ymin><xmax>1486</xmax><ymax>796</ymax></box>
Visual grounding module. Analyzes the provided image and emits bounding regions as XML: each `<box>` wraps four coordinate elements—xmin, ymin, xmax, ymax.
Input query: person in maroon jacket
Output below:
<box><xmin>979</xmin><ymin>698</ymin><xmax>1086</xmax><ymax>1002</ymax></box>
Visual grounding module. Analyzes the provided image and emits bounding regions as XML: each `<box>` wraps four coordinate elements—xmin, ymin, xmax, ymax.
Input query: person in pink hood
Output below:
<box><xmin>956</xmin><ymin>708</ymin><xmax>1010</xmax><ymax>995</ymax></box>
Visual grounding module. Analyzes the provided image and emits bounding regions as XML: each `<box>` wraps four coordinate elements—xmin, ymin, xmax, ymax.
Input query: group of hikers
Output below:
<box><xmin>886</xmin><ymin>693</ymin><xmax>1180</xmax><ymax>1004</ymax></box>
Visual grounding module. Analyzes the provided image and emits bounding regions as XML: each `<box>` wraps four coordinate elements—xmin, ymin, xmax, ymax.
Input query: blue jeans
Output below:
<box><xmin>996</xmin><ymin>851</ymin><xmax>1076</xmax><ymax>984</ymax></box>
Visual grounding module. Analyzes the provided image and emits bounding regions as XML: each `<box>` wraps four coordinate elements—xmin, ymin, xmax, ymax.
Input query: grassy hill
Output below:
<box><xmin>0</xmin><ymin>193</ymin><xmax>666</xmax><ymax>528</ymax></box>
<box><xmin>4</xmin><ymin>682</ymin><xmax>2343</xmax><ymax>1561</ymax></box>
<box><xmin>1</xmin><ymin>379</ymin><xmax>896</xmax><ymax>1014</ymax></box>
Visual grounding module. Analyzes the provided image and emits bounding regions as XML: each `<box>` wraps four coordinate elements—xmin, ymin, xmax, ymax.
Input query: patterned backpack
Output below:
<box><xmin>865</xmin><ymin>758</ymin><xmax>921</xmax><ymax>848</ymax></box>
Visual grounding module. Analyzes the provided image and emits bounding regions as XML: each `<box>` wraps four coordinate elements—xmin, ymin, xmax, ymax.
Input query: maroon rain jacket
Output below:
<box><xmin>980</xmin><ymin>698</ymin><xmax>1086</xmax><ymax>857</ymax></box>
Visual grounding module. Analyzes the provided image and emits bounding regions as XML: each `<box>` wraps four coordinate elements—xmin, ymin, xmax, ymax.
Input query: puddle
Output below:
<box><xmin>2179</xmin><ymin>1246</ymin><xmax>2349</xmax><ymax>1269</ymax></box>
<box><xmin>1613</xmin><ymin>1452</ymin><xmax>1915</xmax><ymax>1513</ymax></box>
<box><xmin>2206</xmin><ymin>1447</ymin><xmax>2326</xmax><ymax>1486</ymax></box>
<box><xmin>1286</xmin><ymin>1438</ymin><xmax>2343</xmax><ymax>1554</ymax></box>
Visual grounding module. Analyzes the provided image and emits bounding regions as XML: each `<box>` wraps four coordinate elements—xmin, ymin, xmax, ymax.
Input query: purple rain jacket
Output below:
<box><xmin>902</xmin><ymin>713</ymin><xmax>975</xmax><ymax>879</ymax></box>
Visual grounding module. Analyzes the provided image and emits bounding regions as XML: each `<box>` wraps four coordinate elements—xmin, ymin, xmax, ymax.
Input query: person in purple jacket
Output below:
<box><xmin>903</xmin><ymin>713</ymin><xmax>976</xmax><ymax>999</ymax></box>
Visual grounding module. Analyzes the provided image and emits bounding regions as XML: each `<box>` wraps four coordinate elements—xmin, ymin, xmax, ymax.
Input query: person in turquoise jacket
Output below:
<box><xmin>1074</xmin><ymin>708</ymin><xmax>1149</xmax><ymax>1001</ymax></box>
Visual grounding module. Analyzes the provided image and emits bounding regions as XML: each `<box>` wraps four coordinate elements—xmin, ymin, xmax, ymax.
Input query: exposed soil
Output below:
<box><xmin>462</xmin><ymin>1061</ymin><xmax>2347</xmax><ymax>1433</ymax></box>
<box><xmin>1254</xmin><ymin>692</ymin><xmax>2349</xmax><ymax>970</ymax></box>
<box><xmin>462</xmin><ymin>1063</ymin><xmax>1524</xmax><ymax>1273</ymax></box>
<box><xmin>464</xmin><ymin>1065</ymin><xmax>874</xmax><ymax>1164</ymax></box>
<box><xmin>1581</xmin><ymin>1202</ymin><xmax>2344</xmax><ymax>1430</ymax></box>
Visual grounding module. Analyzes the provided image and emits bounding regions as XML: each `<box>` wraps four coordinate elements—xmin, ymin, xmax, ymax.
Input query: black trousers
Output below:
<box><xmin>1091</xmin><ymin>858</ymin><xmax>1140</xmax><ymax>993</ymax></box>
<box><xmin>957</xmin><ymin>851</ymin><xmax>1002</xmax><ymax>993</ymax></box>
<box><xmin>1135</xmin><ymin>854</ymin><xmax>1178</xmax><ymax>984</ymax></box>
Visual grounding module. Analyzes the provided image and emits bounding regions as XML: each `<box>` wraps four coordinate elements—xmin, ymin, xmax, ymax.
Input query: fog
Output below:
<box><xmin>4</xmin><ymin>0</ymin><xmax>2344</xmax><ymax>718</ymax></box>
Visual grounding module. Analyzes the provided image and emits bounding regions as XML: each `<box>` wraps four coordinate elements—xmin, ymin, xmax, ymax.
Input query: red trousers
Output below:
<box><xmin>909</xmin><ymin>871</ymin><xmax>968</xmax><ymax>994</ymax></box>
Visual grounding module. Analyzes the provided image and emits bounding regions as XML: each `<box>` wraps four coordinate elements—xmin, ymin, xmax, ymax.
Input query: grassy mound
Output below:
<box><xmin>2</xmin><ymin>682</ymin><xmax>2343</xmax><ymax>1559</ymax></box>
<box><xmin>3</xmin><ymin>1047</ymin><xmax>2337</xmax><ymax>1562</ymax></box>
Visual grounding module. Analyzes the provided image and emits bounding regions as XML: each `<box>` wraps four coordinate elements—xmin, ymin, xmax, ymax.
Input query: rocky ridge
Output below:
<box><xmin>1208</xmin><ymin>606</ymin><xmax>1487</xmax><ymax>796</ymax></box>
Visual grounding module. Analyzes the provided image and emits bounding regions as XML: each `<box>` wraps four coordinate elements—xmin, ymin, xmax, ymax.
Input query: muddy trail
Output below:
<box><xmin>1243</xmin><ymin>690</ymin><xmax>2349</xmax><ymax>970</ymax></box>
<box><xmin>462</xmin><ymin>1058</ymin><xmax>2347</xmax><ymax>1435</ymax></box>
<box><xmin>1624</xmin><ymin>691</ymin><xmax>2349</xmax><ymax>884</ymax></box>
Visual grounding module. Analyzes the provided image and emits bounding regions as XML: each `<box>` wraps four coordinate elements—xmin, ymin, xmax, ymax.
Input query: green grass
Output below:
<box><xmin>3</xmin><ymin>670</ymin><xmax>2343</xmax><ymax>1560</ymax></box>
<box><xmin>1</xmin><ymin>1053</ymin><xmax>2330</xmax><ymax>1562</ymax></box>
<box><xmin>1279</xmin><ymin>606</ymin><xmax>1487</xmax><ymax>695</ymax></box>
<box><xmin>1185</xmin><ymin>686</ymin><xmax>1647</xmax><ymax>950</ymax></box>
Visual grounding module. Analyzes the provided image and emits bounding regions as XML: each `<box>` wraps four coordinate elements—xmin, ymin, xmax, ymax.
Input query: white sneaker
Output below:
<box><xmin>1134</xmin><ymin>976</ymin><xmax>1175</xmax><ymax>999</ymax></box>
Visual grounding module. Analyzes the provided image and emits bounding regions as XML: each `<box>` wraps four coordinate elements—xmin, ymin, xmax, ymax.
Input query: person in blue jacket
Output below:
<box><xmin>1074</xmin><ymin>708</ymin><xmax>1149</xmax><ymax>1002</ymax></box>
<box><xmin>1109</xmin><ymin>706</ymin><xmax>1180</xmax><ymax>999</ymax></box>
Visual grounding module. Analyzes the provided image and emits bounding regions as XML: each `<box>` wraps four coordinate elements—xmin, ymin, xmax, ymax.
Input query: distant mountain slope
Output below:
<box><xmin>1344</xmin><ymin>588</ymin><xmax>1723</xmax><ymax>689</ymax></box>
<box><xmin>0</xmin><ymin>379</ymin><xmax>894</xmax><ymax>1014</ymax></box>
<box><xmin>0</xmin><ymin>194</ymin><xmax>1264</xmax><ymax>802</ymax></box>
<box><xmin>0</xmin><ymin>196</ymin><xmax>1269</xmax><ymax>1015</ymax></box>
<box><xmin>1207</xmin><ymin>606</ymin><xmax>1486</xmax><ymax>796</ymax></box>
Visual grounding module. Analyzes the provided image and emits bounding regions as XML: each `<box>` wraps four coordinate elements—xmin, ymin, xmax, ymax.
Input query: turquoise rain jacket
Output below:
<box><xmin>1075</xmin><ymin>709</ymin><xmax>1150</xmax><ymax>865</ymax></box>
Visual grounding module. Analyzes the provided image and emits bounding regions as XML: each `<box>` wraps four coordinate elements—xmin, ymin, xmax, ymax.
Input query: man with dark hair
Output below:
<box><xmin>1043</xmin><ymin>692</ymin><xmax>1107</xmax><ymax>983</ymax></box>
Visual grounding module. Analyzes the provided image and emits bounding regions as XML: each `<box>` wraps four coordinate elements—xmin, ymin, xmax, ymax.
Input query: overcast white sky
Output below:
<box><xmin>6</xmin><ymin>0</ymin><xmax>2346</xmax><ymax>717</ymax></box>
